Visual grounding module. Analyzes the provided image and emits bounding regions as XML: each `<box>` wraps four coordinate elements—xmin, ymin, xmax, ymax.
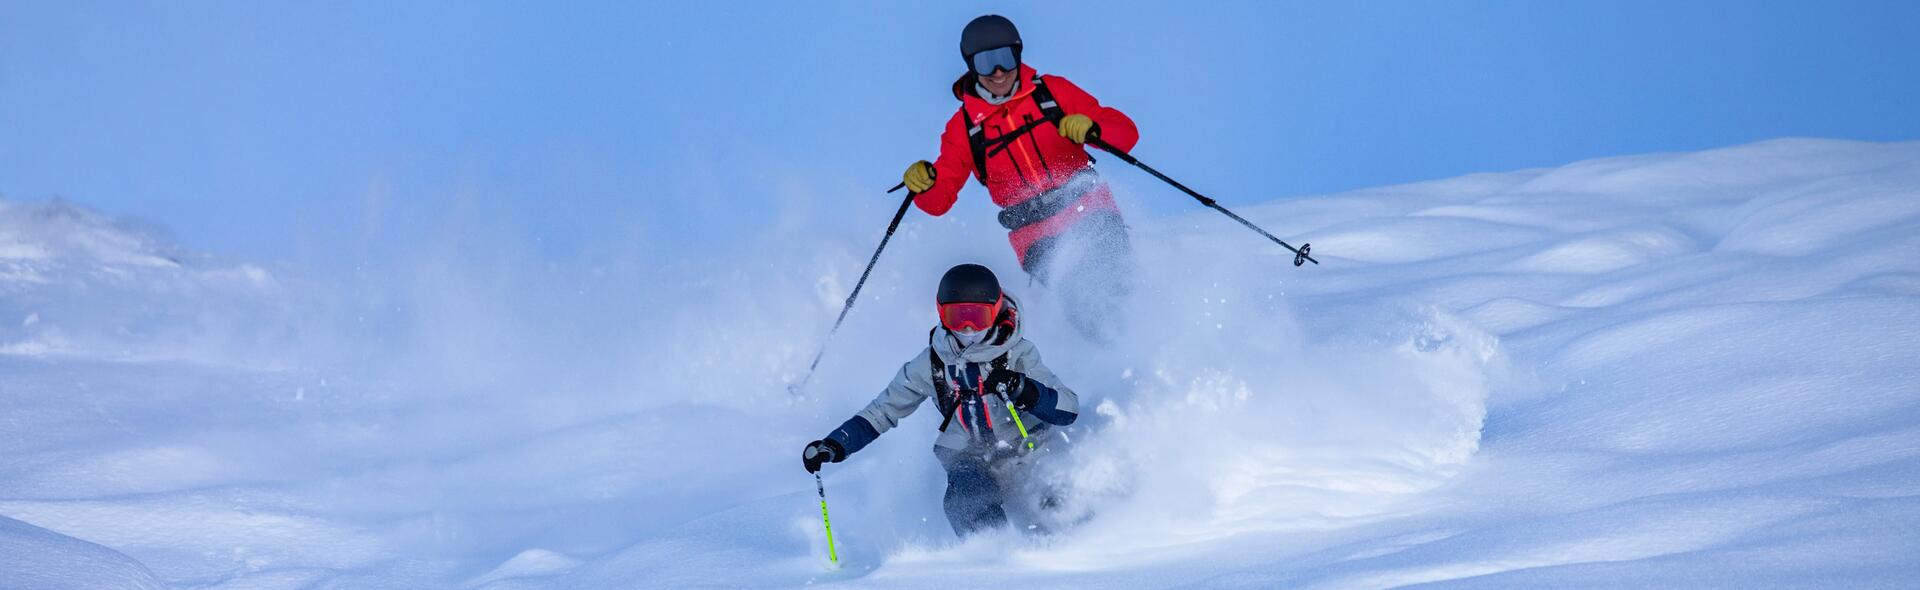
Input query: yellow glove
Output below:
<box><xmin>1058</xmin><ymin>114</ymin><xmax>1097</xmax><ymax>145</ymax></box>
<box><xmin>904</xmin><ymin>160</ymin><xmax>937</xmax><ymax>193</ymax></box>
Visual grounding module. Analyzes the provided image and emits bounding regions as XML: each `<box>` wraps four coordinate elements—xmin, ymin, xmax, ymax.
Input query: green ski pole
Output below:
<box><xmin>815</xmin><ymin>472</ymin><xmax>839</xmax><ymax>566</ymax></box>
<box><xmin>1004</xmin><ymin>399</ymin><xmax>1035</xmax><ymax>451</ymax></box>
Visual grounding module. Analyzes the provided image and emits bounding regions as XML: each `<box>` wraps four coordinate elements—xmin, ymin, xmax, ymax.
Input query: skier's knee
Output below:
<box><xmin>943</xmin><ymin>461</ymin><xmax>1009</xmax><ymax>536</ymax></box>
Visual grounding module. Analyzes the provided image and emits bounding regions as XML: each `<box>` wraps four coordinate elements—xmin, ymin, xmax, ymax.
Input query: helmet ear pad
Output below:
<box><xmin>989</xmin><ymin>299</ymin><xmax>1018</xmax><ymax>346</ymax></box>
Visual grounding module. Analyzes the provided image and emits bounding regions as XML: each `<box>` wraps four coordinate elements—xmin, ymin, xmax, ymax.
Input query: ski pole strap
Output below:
<box><xmin>1003</xmin><ymin>399</ymin><xmax>1035</xmax><ymax>451</ymax></box>
<box><xmin>815</xmin><ymin>472</ymin><xmax>838</xmax><ymax>565</ymax></box>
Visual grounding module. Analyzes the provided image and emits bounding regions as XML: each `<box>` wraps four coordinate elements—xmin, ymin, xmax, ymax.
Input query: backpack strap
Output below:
<box><xmin>931</xmin><ymin>329</ymin><xmax>1013</xmax><ymax>433</ymax></box>
<box><xmin>1025</xmin><ymin>75</ymin><xmax>1093</xmax><ymax>165</ymax></box>
<box><xmin>931</xmin><ymin>330</ymin><xmax>958</xmax><ymax>432</ymax></box>
<box><xmin>961</xmin><ymin>104</ymin><xmax>991</xmax><ymax>184</ymax></box>
<box><xmin>1028</xmin><ymin>74</ymin><xmax>1067</xmax><ymax>126</ymax></box>
<box><xmin>960</xmin><ymin>74</ymin><xmax>1068</xmax><ymax>185</ymax></box>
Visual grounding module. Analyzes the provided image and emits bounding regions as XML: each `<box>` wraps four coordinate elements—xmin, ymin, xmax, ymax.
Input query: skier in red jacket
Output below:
<box><xmin>902</xmin><ymin>15</ymin><xmax>1139</xmax><ymax>341</ymax></box>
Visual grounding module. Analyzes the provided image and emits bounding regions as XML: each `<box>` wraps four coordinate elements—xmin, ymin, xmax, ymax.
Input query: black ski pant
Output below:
<box><xmin>935</xmin><ymin>432</ymin><xmax>1073</xmax><ymax>538</ymax></box>
<box><xmin>941</xmin><ymin>456</ymin><xmax>1009</xmax><ymax>537</ymax></box>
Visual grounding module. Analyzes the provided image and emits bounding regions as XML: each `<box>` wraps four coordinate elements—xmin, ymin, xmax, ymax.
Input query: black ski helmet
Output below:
<box><xmin>937</xmin><ymin>263</ymin><xmax>1002</xmax><ymax>305</ymax></box>
<box><xmin>959</xmin><ymin>15</ymin><xmax>1022</xmax><ymax>63</ymax></box>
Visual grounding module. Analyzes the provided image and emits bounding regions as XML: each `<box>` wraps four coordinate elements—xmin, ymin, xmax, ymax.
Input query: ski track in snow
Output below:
<box><xmin>2</xmin><ymin>138</ymin><xmax>1918</xmax><ymax>588</ymax></box>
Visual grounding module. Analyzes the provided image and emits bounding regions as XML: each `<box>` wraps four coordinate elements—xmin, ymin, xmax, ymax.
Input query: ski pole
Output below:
<box><xmin>1087</xmin><ymin>137</ymin><xmax>1319</xmax><ymax>267</ymax></box>
<box><xmin>815</xmin><ymin>472</ymin><xmax>839</xmax><ymax>566</ymax></box>
<box><xmin>1003</xmin><ymin>399</ymin><xmax>1035</xmax><ymax>451</ymax></box>
<box><xmin>791</xmin><ymin>183</ymin><xmax>916</xmax><ymax>396</ymax></box>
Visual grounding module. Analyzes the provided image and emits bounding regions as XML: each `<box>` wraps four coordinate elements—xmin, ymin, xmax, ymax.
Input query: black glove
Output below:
<box><xmin>985</xmin><ymin>367</ymin><xmax>1039</xmax><ymax>410</ymax></box>
<box><xmin>802</xmin><ymin>439</ymin><xmax>845</xmax><ymax>474</ymax></box>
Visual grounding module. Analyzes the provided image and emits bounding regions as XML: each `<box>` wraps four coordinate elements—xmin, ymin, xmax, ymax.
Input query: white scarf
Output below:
<box><xmin>975</xmin><ymin>79</ymin><xmax>1021</xmax><ymax>106</ymax></box>
<box><xmin>950</xmin><ymin>329</ymin><xmax>987</xmax><ymax>350</ymax></box>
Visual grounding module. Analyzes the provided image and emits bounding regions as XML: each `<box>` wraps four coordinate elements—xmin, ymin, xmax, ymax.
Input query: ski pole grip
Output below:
<box><xmin>890</xmin><ymin>162</ymin><xmax>936</xmax><ymax>195</ymax></box>
<box><xmin>1088</xmin><ymin>137</ymin><xmax>1136</xmax><ymax>165</ymax></box>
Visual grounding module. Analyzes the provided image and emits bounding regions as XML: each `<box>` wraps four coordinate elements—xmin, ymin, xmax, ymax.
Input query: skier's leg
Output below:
<box><xmin>941</xmin><ymin>455</ymin><xmax>1009</xmax><ymax>537</ymax></box>
<box><xmin>990</xmin><ymin>431</ymin><xmax>1085</xmax><ymax>535</ymax></box>
<box><xmin>1052</xmin><ymin>211</ymin><xmax>1137</xmax><ymax>342</ymax></box>
<box><xmin>1020</xmin><ymin>234</ymin><xmax>1061</xmax><ymax>287</ymax></box>
<box><xmin>987</xmin><ymin>453</ymin><xmax>1059</xmax><ymax>535</ymax></box>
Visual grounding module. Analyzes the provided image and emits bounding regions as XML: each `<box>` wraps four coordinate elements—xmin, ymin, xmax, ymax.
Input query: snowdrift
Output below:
<box><xmin>1</xmin><ymin>138</ymin><xmax>1916</xmax><ymax>588</ymax></box>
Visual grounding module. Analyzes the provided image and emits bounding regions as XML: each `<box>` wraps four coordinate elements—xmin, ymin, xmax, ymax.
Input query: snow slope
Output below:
<box><xmin>2</xmin><ymin>138</ymin><xmax>1917</xmax><ymax>588</ymax></box>
<box><xmin>0</xmin><ymin>515</ymin><xmax>163</xmax><ymax>590</ymax></box>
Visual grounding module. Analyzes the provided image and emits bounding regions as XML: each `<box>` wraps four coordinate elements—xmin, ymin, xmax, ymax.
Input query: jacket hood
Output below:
<box><xmin>931</xmin><ymin>294</ymin><xmax>1023</xmax><ymax>364</ymax></box>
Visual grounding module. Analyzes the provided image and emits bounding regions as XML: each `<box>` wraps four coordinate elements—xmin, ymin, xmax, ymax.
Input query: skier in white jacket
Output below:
<box><xmin>803</xmin><ymin>263</ymin><xmax>1081</xmax><ymax>537</ymax></box>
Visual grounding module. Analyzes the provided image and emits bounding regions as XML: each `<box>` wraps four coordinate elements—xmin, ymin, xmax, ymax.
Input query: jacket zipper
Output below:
<box><xmin>991</xmin><ymin>117</ymin><xmax>1039</xmax><ymax>193</ymax></box>
<box><xmin>1004</xmin><ymin>112</ymin><xmax>1045</xmax><ymax>188</ymax></box>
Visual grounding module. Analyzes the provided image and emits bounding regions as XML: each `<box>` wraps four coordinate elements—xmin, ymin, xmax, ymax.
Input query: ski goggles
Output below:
<box><xmin>938</xmin><ymin>297</ymin><xmax>1004</xmax><ymax>333</ymax></box>
<box><xmin>968</xmin><ymin>45</ymin><xmax>1020</xmax><ymax>76</ymax></box>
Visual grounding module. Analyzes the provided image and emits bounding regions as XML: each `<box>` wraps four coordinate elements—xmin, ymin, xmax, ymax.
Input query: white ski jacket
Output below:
<box><xmin>825</xmin><ymin>296</ymin><xmax>1079</xmax><ymax>457</ymax></box>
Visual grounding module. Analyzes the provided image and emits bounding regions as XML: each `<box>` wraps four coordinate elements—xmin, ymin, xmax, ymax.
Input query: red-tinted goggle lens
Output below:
<box><xmin>939</xmin><ymin>301</ymin><xmax>1000</xmax><ymax>333</ymax></box>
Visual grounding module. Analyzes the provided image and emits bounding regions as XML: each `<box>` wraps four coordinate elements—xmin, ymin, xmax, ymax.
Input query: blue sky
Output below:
<box><xmin>3</xmin><ymin>1</ymin><xmax>1917</xmax><ymax>265</ymax></box>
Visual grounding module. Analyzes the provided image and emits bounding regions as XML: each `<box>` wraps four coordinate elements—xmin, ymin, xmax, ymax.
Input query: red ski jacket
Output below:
<box><xmin>914</xmin><ymin>64</ymin><xmax>1139</xmax><ymax>266</ymax></box>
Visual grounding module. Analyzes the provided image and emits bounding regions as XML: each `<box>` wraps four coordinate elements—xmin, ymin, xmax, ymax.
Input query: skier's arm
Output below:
<box><xmin>912</xmin><ymin>112</ymin><xmax>974</xmax><ymax>217</ymax></box>
<box><xmin>824</xmin><ymin>350</ymin><xmax>936</xmax><ymax>456</ymax></box>
<box><xmin>1005</xmin><ymin>341</ymin><xmax>1079</xmax><ymax>426</ymax></box>
<box><xmin>1045</xmin><ymin>75</ymin><xmax>1139</xmax><ymax>153</ymax></box>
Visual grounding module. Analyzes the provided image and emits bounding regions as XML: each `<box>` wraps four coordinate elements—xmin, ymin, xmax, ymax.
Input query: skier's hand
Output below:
<box><xmin>985</xmin><ymin>367</ymin><xmax>1037</xmax><ymax>409</ymax></box>
<box><xmin>1057</xmin><ymin>114</ymin><xmax>1098</xmax><ymax>145</ymax></box>
<box><xmin>903</xmin><ymin>160</ymin><xmax>937</xmax><ymax>194</ymax></box>
<box><xmin>803</xmin><ymin>439</ymin><xmax>845</xmax><ymax>473</ymax></box>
